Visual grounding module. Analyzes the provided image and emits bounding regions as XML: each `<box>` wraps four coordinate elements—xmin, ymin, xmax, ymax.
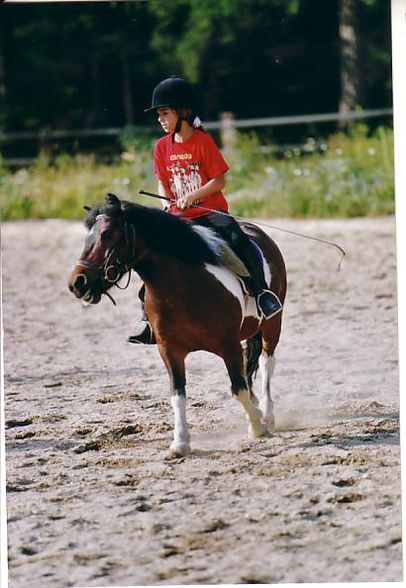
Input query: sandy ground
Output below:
<box><xmin>2</xmin><ymin>215</ymin><xmax>402</xmax><ymax>587</ymax></box>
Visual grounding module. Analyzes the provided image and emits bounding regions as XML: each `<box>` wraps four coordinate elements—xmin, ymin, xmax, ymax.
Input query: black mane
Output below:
<box><xmin>85</xmin><ymin>195</ymin><xmax>219</xmax><ymax>266</ymax></box>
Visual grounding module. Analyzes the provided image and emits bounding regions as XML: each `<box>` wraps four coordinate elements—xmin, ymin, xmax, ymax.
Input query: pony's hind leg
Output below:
<box><xmin>158</xmin><ymin>347</ymin><xmax>190</xmax><ymax>458</ymax></box>
<box><xmin>259</xmin><ymin>313</ymin><xmax>282</xmax><ymax>431</ymax></box>
<box><xmin>258</xmin><ymin>353</ymin><xmax>276</xmax><ymax>430</ymax></box>
<box><xmin>224</xmin><ymin>344</ymin><xmax>268</xmax><ymax>439</ymax></box>
<box><xmin>170</xmin><ymin>392</ymin><xmax>190</xmax><ymax>457</ymax></box>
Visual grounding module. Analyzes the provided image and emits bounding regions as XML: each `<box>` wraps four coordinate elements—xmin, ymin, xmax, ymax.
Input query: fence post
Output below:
<box><xmin>38</xmin><ymin>126</ymin><xmax>52</xmax><ymax>158</ymax></box>
<box><xmin>220</xmin><ymin>111</ymin><xmax>236</xmax><ymax>150</ymax></box>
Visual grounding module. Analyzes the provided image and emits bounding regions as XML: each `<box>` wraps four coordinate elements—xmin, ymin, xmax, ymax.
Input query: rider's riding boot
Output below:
<box><xmin>127</xmin><ymin>304</ymin><xmax>156</xmax><ymax>345</ymax></box>
<box><xmin>255</xmin><ymin>288</ymin><xmax>283</xmax><ymax>319</ymax></box>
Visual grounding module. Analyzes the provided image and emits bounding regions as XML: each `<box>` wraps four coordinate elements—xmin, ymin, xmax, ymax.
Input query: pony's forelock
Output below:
<box><xmin>84</xmin><ymin>207</ymin><xmax>99</xmax><ymax>230</ymax></box>
<box><xmin>84</xmin><ymin>198</ymin><xmax>124</xmax><ymax>230</ymax></box>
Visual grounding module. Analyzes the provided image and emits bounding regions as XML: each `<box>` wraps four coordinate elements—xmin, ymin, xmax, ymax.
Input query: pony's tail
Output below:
<box><xmin>245</xmin><ymin>331</ymin><xmax>262</xmax><ymax>392</ymax></box>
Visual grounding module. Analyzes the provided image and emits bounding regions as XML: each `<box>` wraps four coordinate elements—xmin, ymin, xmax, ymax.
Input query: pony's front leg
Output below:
<box><xmin>224</xmin><ymin>345</ymin><xmax>268</xmax><ymax>439</ymax></box>
<box><xmin>158</xmin><ymin>347</ymin><xmax>190</xmax><ymax>458</ymax></box>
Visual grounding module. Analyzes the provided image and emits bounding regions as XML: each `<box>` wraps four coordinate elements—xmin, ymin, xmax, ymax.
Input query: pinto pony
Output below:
<box><xmin>68</xmin><ymin>193</ymin><xmax>287</xmax><ymax>457</ymax></box>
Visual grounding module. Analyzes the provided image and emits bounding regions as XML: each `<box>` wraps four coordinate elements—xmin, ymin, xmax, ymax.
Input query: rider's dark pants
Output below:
<box><xmin>190</xmin><ymin>212</ymin><xmax>269</xmax><ymax>295</ymax></box>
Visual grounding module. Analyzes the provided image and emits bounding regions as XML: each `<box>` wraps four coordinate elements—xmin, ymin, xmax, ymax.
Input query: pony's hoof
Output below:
<box><xmin>166</xmin><ymin>443</ymin><xmax>190</xmax><ymax>459</ymax></box>
<box><xmin>261</xmin><ymin>413</ymin><xmax>275</xmax><ymax>432</ymax></box>
<box><xmin>265</xmin><ymin>418</ymin><xmax>275</xmax><ymax>432</ymax></box>
<box><xmin>248</xmin><ymin>422</ymin><xmax>269</xmax><ymax>439</ymax></box>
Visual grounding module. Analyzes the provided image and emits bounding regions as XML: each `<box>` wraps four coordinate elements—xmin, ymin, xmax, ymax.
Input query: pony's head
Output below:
<box><xmin>69</xmin><ymin>191</ymin><xmax>222</xmax><ymax>305</ymax></box>
<box><xmin>68</xmin><ymin>193</ymin><xmax>138</xmax><ymax>305</ymax></box>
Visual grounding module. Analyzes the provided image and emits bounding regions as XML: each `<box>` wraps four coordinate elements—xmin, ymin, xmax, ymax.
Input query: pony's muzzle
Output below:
<box><xmin>68</xmin><ymin>268</ymin><xmax>104</xmax><ymax>305</ymax></box>
<box><xmin>68</xmin><ymin>272</ymin><xmax>89</xmax><ymax>298</ymax></box>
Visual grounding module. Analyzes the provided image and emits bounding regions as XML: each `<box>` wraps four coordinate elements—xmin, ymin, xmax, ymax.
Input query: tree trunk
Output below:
<box><xmin>338</xmin><ymin>0</ymin><xmax>359</xmax><ymax>127</ymax></box>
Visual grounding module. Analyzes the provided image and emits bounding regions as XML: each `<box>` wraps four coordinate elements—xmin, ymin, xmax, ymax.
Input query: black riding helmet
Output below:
<box><xmin>145</xmin><ymin>76</ymin><xmax>201</xmax><ymax>141</ymax></box>
<box><xmin>144</xmin><ymin>76</ymin><xmax>196</xmax><ymax>112</ymax></box>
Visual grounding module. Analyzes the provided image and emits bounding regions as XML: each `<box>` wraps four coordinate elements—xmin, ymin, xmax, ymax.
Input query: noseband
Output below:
<box><xmin>75</xmin><ymin>215</ymin><xmax>139</xmax><ymax>295</ymax></box>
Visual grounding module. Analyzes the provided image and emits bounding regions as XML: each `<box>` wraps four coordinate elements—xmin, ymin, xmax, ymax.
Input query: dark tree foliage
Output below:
<box><xmin>1</xmin><ymin>2</ymin><xmax>158</xmax><ymax>130</ymax></box>
<box><xmin>0</xmin><ymin>0</ymin><xmax>391</xmax><ymax>133</ymax></box>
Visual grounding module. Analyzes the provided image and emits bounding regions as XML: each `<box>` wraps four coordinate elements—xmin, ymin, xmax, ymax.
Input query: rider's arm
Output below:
<box><xmin>157</xmin><ymin>180</ymin><xmax>172</xmax><ymax>209</ymax></box>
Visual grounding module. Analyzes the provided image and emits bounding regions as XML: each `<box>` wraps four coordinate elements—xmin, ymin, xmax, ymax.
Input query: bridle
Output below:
<box><xmin>75</xmin><ymin>214</ymin><xmax>140</xmax><ymax>304</ymax></box>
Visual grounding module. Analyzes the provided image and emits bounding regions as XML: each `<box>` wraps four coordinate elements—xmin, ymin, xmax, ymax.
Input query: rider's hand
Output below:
<box><xmin>178</xmin><ymin>193</ymin><xmax>202</xmax><ymax>210</ymax></box>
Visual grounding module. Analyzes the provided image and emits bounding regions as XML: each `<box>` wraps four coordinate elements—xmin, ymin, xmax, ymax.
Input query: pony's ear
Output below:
<box><xmin>83</xmin><ymin>205</ymin><xmax>92</xmax><ymax>211</ymax></box>
<box><xmin>106</xmin><ymin>193</ymin><xmax>120</xmax><ymax>207</ymax></box>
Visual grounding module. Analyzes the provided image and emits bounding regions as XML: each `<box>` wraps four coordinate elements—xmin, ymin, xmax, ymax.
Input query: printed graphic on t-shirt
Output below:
<box><xmin>168</xmin><ymin>161</ymin><xmax>202</xmax><ymax>202</ymax></box>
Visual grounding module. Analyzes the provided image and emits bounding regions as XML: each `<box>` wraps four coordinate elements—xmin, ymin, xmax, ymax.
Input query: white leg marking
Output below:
<box><xmin>259</xmin><ymin>353</ymin><xmax>275</xmax><ymax>429</ymax></box>
<box><xmin>236</xmin><ymin>388</ymin><xmax>268</xmax><ymax>438</ymax></box>
<box><xmin>169</xmin><ymin>395</ymin><xmax>190</xmax><ymax>456</ymax></box>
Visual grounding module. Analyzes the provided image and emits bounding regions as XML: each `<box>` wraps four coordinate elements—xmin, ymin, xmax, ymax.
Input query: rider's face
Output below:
<box><xmin>157</xmin><ymin>107</ymin><xmax>178</xmax><ymax>134</ymax></box>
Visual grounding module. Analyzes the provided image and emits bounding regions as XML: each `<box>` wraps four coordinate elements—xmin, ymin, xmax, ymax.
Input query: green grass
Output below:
<box><xmin>0</xmin><ymin>125</ymin><xmax>394</xmax><ymax>220</ymax></box>
<box><xmin>0</xmin><ymin>151</ymin><xmax>157</xmax><ymax>220</ymax></box>
<box><xmin>226</xmin><ymin>125</ymin><xmax>394</xmax><ymax>218</ymax></box>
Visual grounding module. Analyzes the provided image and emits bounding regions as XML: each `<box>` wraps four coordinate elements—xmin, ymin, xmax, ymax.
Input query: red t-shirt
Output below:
<box><xmin>153</xmin><ymin>129</ymin><xmax>229</xmax><ymax>219</ymax></box>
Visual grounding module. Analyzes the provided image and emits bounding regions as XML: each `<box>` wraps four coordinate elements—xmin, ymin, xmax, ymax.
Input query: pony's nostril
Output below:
<box><xmin>68</xmin><ymin>283</ymin><xmax>74</xmax><ymax>293</ymax></box>
<box><xmin>74</xmin><ymin>274</ymin><xmax>86</xmax><ymax>291</ymax></box>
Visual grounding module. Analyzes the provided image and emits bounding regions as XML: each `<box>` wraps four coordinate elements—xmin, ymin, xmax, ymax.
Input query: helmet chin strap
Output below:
<box><xmin>172</xmin><ymin>112</ymin><xmax>196</xmax><ymax>143</ymax></box>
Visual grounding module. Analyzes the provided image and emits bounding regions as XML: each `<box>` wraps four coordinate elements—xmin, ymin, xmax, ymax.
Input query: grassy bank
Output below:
<box><xmin>0</xmin><ymin>125</ymin><xmax>394</xmax><ymax>220</ymax></box>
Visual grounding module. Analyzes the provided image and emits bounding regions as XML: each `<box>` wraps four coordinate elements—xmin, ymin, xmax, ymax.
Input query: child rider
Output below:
<box><xmin>129</xmin><ymin>76</ymin><xmax>283</xmax><ymax>344</ymax></box>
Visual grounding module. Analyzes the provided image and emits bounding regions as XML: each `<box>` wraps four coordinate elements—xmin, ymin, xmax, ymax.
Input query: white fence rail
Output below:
<box><xmin>0</xmin><ymin>108</ymin><xmax>393</xmax><ymax>166</ymax></box>
<box><xmin>204</xmin><ymin>108</ymin><xmax>393</xmax><ymax>130</ymax></box>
